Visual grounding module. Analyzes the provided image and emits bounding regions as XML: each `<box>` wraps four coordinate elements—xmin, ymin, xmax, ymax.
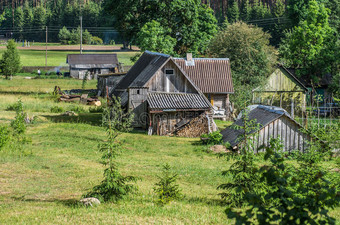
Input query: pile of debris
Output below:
<box><xmin>54</xmin><ymin>86</ymin><xmax>101</xmax><ymax>106</ymax></box>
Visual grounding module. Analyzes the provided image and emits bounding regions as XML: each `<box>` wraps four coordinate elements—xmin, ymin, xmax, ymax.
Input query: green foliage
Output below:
<box><xmin>82</xmin><ymin>71</ymin><xmax>89</xmax><ymax>90</ymax></box>
<box><xmin>154</xmin><ymin>163</ymin><xmax>182</xmax><ymax>205</ymax></box>
<box><xmin>240</xmin><ymin>0</ymin><xmax>251</xmax><ymax>21</ymax></box>
<box><xmin>280</xmin><ymin>0</ymin><xmax>338</xmax><ymax>81</ymax></box>
<box><xmin>208</xmin><ymin>22</ymin><xmax>276</xmax><ymax>111</ymax></box>
<box><xmin>0</xmin><ymin>40</ymin><xmax>21</xmax><ymax>79</ymax></box>
<box><xmin>218</xmin><ymin>110</ymin><xmax>263</xmax><ymax>207</ymax></box>
<box><xmin>200</xmin><ymin>131</ymin><xmax>223</xmax><ymax>145</ymax></box>
<box><xmin>10</xmin><ymin>99</ymin><xmax>26</xmax><ymax>135</ymax></box>
<box><xmin>69</xmin><ymin>105</ymin><xmax>87</xmax><ymax>113</ymax></box>
<box><xmin>91</xmin><ymin>36</ymin><xmax>103</xmax><ymax>45</ymax></box>
<box><xmin>136</xmin><ymin>20</ymin><xmax>176</xmax><ymax>55</ymax></box>
<box><xmin>50</xmin><ymin>106</ymin><xmax>64</xmax><ymax>113</ymax></box>
<box><xmin>0</xmin><ymin>125</ymin><xmax>10</xmax><ymax>151</ymax></box>
<box><xmin>89</xmin><ymin>106</ymin><xmax>104</xmax><ymax>113</ymax></box>
<box><xmin>58</xmin><ymin>27</ymin><xmax>93</xmax><ymax>45</ymax></box>
<box><xmin>227</xmin><ymin>1</ymin><xmax>240</xmax><ymax>23</ymax></box>
<box><xmin>227</xmin><ymin>138</ymin><xmax>340</xmax><ymax>224</ymax></box>
<box><xmin>84</xmin><ymin>97</ymin><xmax>136</xmax><ymax>202</ymax></box>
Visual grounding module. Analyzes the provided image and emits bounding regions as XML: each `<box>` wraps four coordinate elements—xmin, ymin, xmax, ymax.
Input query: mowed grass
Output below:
<box><xmin>0</xmin><ymin>77</ymin><xmax>339</xmax><ymax>224</ymax></box>
<box><xmin>0</xmin><ymin>49</ymin><xmax>138</xmax><ymax>66</ymax></box>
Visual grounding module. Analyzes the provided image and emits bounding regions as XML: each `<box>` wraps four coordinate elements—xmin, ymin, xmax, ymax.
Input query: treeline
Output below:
<box><xmin>0</xmin><ymin>0</ymin><xmax>111</xmax><ymax>42</ymax></box>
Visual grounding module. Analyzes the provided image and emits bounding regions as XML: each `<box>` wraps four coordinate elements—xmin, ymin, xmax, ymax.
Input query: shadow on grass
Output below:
<box><xmin>184</xmin><ymin>196</ymin><xmax>224</xmax><ymax>207</ymax></box>
<box><xmin>43</xmin><ymin>113</ymin><xmax>102</xmax><ymax>126</ymax></box>
<box><xmin>11</xmin><ymin>196</ymin><xmax>82</xmax><ymax>208</ymax></box>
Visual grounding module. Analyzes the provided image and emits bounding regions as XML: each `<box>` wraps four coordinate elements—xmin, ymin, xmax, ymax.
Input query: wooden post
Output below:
<box><xmin>80</xmin><ymin>16</ymin><xmax>83</xmax><ymax>54</ymax></box>
<box><xmin>291</xmin><ymin>98</ymin><xmax>294</xmax><ymax>119</ymax></box>
<box><xmin>280</xmin><ymin>92</ymin><xmax>283</xmax><ymax>108</ymax></box>
<box><xmin>45</xmin><ymin>26</ymin><xmax>48</xmax><ymax>71</ymax></box>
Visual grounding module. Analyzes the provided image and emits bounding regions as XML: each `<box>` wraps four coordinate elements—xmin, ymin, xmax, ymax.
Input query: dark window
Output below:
<box><xmin>165</xmin><ymin>69</ymin><xmax>174</xmax><ymax>75</ymax></box>
<box><xmin>137</xmin><ymin>90</ymin><xmax>140</xmax><ymax>94</ymax></box>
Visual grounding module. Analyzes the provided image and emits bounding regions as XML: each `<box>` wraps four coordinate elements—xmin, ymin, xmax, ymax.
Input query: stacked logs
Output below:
<box><xmin>176</xmin><ymin>113</ymin><xmax>209</xmax><ymax>138</ymax></box>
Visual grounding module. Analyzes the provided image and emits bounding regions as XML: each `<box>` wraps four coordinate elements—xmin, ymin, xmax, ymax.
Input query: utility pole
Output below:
<box><xmin>80</xmin><ymin>16</ymin><xmax>83</xmax><ymax>54</ymax></box>
<box><xmin>45</xmin><ymin>26</ymin><xmax>48</xmax><ymax>71</ymax></box>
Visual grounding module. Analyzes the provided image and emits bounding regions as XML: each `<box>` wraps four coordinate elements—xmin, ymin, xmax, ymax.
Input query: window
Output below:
<box><xmin>137</xmin><ymin>90</ymin><xmax>140</xmax><ymax>95</ymax></box>
<box><xmin>165</xmin><ymin>69</ymin><xmax>174</xmax><ymax>75</ymax></box>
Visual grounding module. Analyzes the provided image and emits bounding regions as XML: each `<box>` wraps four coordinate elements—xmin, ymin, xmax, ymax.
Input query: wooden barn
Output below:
<box><xmin>252</xmin><ymin>65</ymin><xmax>308</xmax><ymax>115</ymax></box>
<box><xmin>97</xmin><ymin>73</ymin><xmax>126</xmax><ymax>97</ymax></box>
<box><xmin>112</xmin><ymin>51</ymin><xmax>215</xmax><ymax>137</ymax></box>
<box><xmin>67</xmin><ymin>54</ymin><xmax>121</xmax><ymax>80</ymax></box>
<box><xmin>221</xmin><ymin>105</ymin><xmax>315</xmax><ymax>152</ymax></box>
<box><xmin>174</xmin><ymin>54</ymin><xmax>234</xmax><ymax>120</ymax></box>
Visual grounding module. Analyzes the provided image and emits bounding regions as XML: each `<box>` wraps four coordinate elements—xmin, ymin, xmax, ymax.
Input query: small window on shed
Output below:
<box><xmin>165</xmin><ymin>69</ymin><xmax>174</xmax><ymax>75</ymax></box>
<box><xmin>137</xmin><ymin>90</ymin><xmax>140</xmax><ymax>94</ymax></box>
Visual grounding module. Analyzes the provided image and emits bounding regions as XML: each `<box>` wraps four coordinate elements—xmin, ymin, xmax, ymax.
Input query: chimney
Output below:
<box><xmin>186</xmin><ymin>53</ymin><xmax>193</xmax><ymax>62</ymax></box>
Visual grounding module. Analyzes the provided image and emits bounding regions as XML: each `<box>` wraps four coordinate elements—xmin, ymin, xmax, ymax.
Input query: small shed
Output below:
<box><xmin>221</xmin><ymin>105</ymin><xmax>315</xmax><ymax>152</ymax></box>
<box><xmin>67</xmin><ymin>54</ymin><xmax>120</xmax><ymax>80</ymax></box>
<box><xmin>252</xmin><ymin>65</ymin><xmax>308</xmax><ymax>114</ymax></box>
<box><xmin>97</xmin><ymin>73</ymin><xmax>126</xmax><ymax>97</ymax></box>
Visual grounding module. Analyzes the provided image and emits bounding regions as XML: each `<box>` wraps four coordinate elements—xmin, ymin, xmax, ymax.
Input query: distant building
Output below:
<box><xmin>67</xmin><ymin>54</ymin><xmax>121</xmax><ymax>80</ymax></box>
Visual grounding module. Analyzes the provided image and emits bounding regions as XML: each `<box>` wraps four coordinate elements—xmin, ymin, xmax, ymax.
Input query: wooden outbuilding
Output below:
<box><xmin>252</xmin><ymin>65</ymin><xmax>308</xmax><ymax>114</ymax></box>
<box><xmin>67</xmin><ymin>54</ymin><xmax>121</xmax><ymax>80</ymax></box>
<box><xmin>97</xmin><ymin>73</ymin><xmax>126</xmax><ymax>97</ymax></box>
<box><xmin>221</xmin><ymin>105</ymin><xmax>315</xmax><ymax>152</ymax></box>
<box><xmin>174</xmin><ymin>54</ymin><xmax>234</xmax><ymax>120</ymax></box>
<box><xmin>112</xmin><ymin>51</ymin><xmax>215</xmax><ymax>137</ymax></box>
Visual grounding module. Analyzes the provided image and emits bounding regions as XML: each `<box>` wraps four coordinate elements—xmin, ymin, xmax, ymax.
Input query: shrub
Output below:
<box><xmin>200</xmin><ymin>131</ymin><xmax>222</xmax><ymax>145</ymax></box>
<box><xmin>109</xmin><ymin>40</ymin><xmax>115</xmax><ymax>45</ymax></box>
<box><xmin>10</xmin><ymin>99</ymin><xmax>26</xmax><ymax>135</ymax></box>
<box><xmin>92</xmin><ymin>36</ymin><xmax>103</xmax><ymax>45</ymax></box>
<box><xmin>50</xmin><ymin>106</ymin><xmax>64</xmax><ymax>113</ymax></box>
<box><xmin>6</xmin><ymin>101</ymin><xmax>24</xmax><ymax>111</ymax></box>
<box><xmin>154</xmin><ymin>164</ymin><xmax>182</xmax><ymax>205</ymax></box>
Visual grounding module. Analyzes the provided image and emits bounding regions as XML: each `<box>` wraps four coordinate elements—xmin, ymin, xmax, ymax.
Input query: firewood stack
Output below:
<box><xmin>176</xmin><ymin>113</ymin><xmax>209</xmax><ymax>138</ymax></box>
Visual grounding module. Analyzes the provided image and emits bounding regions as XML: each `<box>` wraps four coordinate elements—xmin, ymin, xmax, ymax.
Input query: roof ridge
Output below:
<box><xmin>144</xmin><ymin>50</ymin><xmax>170</xmax><ymax>58</ymax></box>
<box><xmin>173</xmin><ymin>57</ymin><xmax>229</xmax><ymax>60</ymax></box>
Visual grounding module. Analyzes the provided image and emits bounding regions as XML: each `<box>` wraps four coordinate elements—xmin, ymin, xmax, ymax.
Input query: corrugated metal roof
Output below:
<box><xmin>221</xmin><ymin>107</ymin><xmax>284</xmax><ymax>147</ymax></box>
<box><xmin>67</xmin><ymin>54</ymin><xmax>119</xmax><ymax>65</ymax></box>
<box><xmin>174</xmin><ymin>58</ymin><xmax>234</xmax><ymax>94</ymax></box>
<box><xmin>147</xmin><ymin>92</ymin><xmax>211</xmax><ymax>111</ymax></box>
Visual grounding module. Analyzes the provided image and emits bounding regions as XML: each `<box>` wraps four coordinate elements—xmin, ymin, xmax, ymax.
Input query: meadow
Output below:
<box><xmin>0</xmin><ymin>47</ymin><xmax>138</xmax><ymax>67</ymax></box>
<box><xmin>0</xmin><ymin>76</ymin><xmax>339</xmax><ymax>224</ymax></box>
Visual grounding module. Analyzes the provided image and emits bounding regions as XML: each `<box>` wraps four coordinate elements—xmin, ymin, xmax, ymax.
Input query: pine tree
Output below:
<box><xmin>240</xmin><ymin>0</ymin><xmax>251</xmax><ymax>21</ymax></box>
<box><xmin>228</xmin><ymin>1</ymin><xmax>240</xmax><ymax>23</ymax></box>
<box><xmin>0</xmin><ymin>40</ymin><xmax>21</xmax><ymax>79</ymax></box>
<box><xmin>14</xmin><ymin>7</ymin><xmax>24</xmax><ymax>39</ymax></box>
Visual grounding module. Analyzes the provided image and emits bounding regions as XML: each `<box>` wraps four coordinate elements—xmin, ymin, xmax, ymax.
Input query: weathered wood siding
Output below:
<box><xmin>250</xmin><ymin>115</ymin><xmax>311</xmax><ymax>152</ymax></box>
<box><xmin>128</xmin><ymin>87</ymin><xmax>149</xmax><ymax>128</ymax></box>
<box><xmin>146</xmin><ymin>60</ymin><xmax>197</xmax><ymax>93</ymax></box>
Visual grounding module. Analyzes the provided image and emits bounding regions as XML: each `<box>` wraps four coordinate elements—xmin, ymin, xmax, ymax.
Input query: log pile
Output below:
<box><xmin>175</xmin><ymin>113</ymin><xmax>209</xmax><ymax>138</ymax></box>
<box><xmin>55</xmin><ymin>86</ymin><xmax>101</xmax><ymax>106</ymax></box>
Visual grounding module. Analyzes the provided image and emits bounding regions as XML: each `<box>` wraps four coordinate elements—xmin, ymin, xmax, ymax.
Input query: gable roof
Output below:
<box><xmin>221</xmin><ymin>105</ymin><xmax>295</xmax><ymax>147</ymax></box>
<box><xmin>114</xmin><ymin>51</ymin><xmax>170</xmax><ymax>91</ymax></box>
<box><xmin>67</xmin><ymin>54</ymin><xmax>119</xmax><ymax>65</ymax></box>
<box><xmin>279</xmin><ymin>65</ymin><xmax>308</xmax><ymax>92</ymax></box>
<box><xmin>173</xmin><ymin>58</ymin><xmax>234</xmax><ymax>94</ymax></box>
<box><xmin>147</xmin><ymin>92</ymin><xmax>211</xmax><ymax>111</ymax></box>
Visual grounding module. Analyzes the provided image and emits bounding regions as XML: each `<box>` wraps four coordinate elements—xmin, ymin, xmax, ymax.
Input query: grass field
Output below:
<box><xmin>0</xmin><ymin>48</ymin><xmax>138</xmax><ymax>67</ymax></box>
<box><xmin>0</xmin><ymin>77</ymin><xmax>339</xmax><ymax>224</ymax></box>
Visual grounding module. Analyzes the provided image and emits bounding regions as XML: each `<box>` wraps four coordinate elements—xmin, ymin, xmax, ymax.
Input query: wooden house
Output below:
<box><xmin>252</xmin><ymin>65</ymin><xmax>308</xmax><ymax>115</ymax></box>
<box><xmin>221</xmin><ymin>105</ymin><xmax>315</xmax><ymax>152</ymax></box>
<box><xmin>112</xmin><ymin>51</ymin><xmax>215</xmax><ymax>137</ymax></box>
<box><xmin>174</xmin><ymin>54</ymin><xmax>234</xmax><ymax>120</ymax></box>
<box><xmin>67</xmin><ymin>54</ymin><xmax>121</xmax><ymax>80</ymax></box>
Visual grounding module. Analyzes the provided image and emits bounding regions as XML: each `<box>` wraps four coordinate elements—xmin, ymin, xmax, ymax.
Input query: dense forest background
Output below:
<box><xmin>0</xmin><ymin>0</ymin><xmax>338</xmax><ymax>46</ymax></box>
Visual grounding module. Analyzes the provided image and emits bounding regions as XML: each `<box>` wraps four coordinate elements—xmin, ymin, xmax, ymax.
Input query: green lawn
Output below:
<box><xmin>0</xmin><ymin>49</ymin><xmax>138</xmax><ymax>67</ymax></box>
<box><xmin>0</xmin><ymin>77</ymin><xmax>339</xmax><ymax>224</ymax></box>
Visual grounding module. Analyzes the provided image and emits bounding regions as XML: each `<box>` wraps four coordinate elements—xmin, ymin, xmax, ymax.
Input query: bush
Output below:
<box><xmin>50</xmin><ymin>106</ymin><xmax>64</xmax><ymax>113</ymax></box>
<box><xmin>154</xmin><ymin>164</ymin><xmax>182</xmax><ymax>205</ymax></box>
<box><xmin>109</xmin><ymin>40</ymin><xmax>115</xmax><ymax>45</ymax></box>
<box><xmin>200</xmin><ymin>131</ymin><xmax>223</xmax><ymax>145</ymax></box>
<box><xmin>92</xmin><ymin>36</ymin><xmax>103</xmax><ymax>45</ymax></box>
<box><xmin>6</xmin><ymin>101</ymin><xmax>24</xmax><ymax>111</ymax></box>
